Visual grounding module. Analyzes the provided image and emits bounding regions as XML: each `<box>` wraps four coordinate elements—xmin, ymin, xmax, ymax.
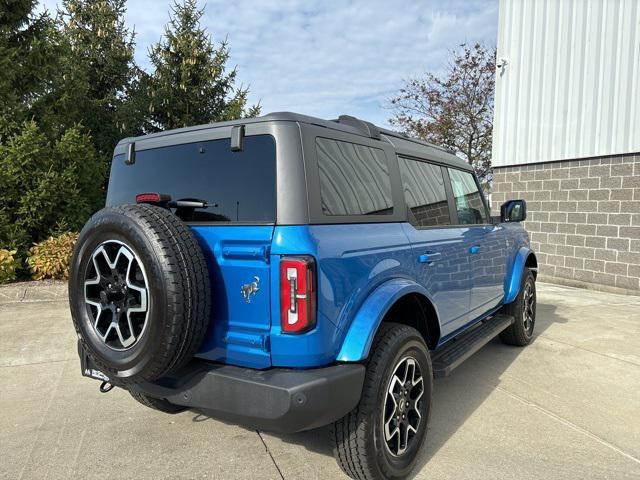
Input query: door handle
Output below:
<box><xmin>469</xmin><ymin>245</ymin><xmax>480</xmax><ymax>254</ymax></box>
<box><xmin>222</xmin><ymin>245</ymin><xmax>269</xmax><ymax>260</ymax></box>
<box><xmin>418</xmin><ymin>252</ymin><xmax>441</xmax><ymax>264</ymax></box>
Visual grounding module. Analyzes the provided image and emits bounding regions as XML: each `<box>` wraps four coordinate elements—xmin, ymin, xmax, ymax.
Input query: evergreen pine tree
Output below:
<box><xmin>39</xmin><ymin>0</ymin><xmax>142</xmax><ymax>156</ymax></box>
<box><xmin>0</xmin><ymin>0</ymin><xmax>59</xmax><ymax>117</ymax></box>
<box><xmin>147</xmin><ymin>0</ymin><xmax>259</xmax><ymax>131</ymax></box>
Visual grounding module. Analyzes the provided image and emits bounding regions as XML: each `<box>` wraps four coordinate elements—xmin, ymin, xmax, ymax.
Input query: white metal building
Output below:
<box><xmin>491</xmin><ymin>0</ymin><xmax>640</xmax><ymax>293</ymax></box>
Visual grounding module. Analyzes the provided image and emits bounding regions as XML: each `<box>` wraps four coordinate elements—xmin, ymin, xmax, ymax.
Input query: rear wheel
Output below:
<box><xmin>331</xmin><ymin>323</ymin><xmax>432</xmax><ymax>480</ymax></box>
<box><xmin>129</xmin><ymin>391</ymin><xmax>186</xmax><ymax>414</ymax></box>
<box><xmin>500</xmin><ymin>268</ymin><xmax>536</xmax><ymax>346</ymax></box>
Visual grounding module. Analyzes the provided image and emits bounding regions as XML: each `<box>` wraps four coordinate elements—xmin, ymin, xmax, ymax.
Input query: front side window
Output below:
<box><xmin>398</xmin><ymin>157</ymin><xmax>451</xmax><ymax>227</ymax></box>
<box><xmin>316</xmin><ymin>138</ymin><xmax>393</xmax><ymax>216</ymax></box>
<box><xmin>448</xmin><ymin>169</ymin><xmax>487</xmax><ymax>225</ymax></box>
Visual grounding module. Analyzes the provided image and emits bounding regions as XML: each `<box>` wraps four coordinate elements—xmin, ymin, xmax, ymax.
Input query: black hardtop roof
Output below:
<box><xmin>116</xmin><ymin>111</ymin><xmax>470</xmax><ymax>170</ymax></box>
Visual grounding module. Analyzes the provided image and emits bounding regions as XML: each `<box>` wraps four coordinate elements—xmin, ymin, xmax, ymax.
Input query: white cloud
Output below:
<box><xmin>38</xmin><ymin>0</ymin><xmax>498</xmax><ymax>126</ymax></box>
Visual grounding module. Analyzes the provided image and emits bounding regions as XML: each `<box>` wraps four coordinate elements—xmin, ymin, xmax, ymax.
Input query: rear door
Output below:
<box><xmin>107</xmin><ymin>134</ymin><xmax>277</xmax><ymax>368</ymax></box>
<box><xmin>447</xmin><ymin>168</ymin><xmax>507</xmax><ymax>321</ymax></box>
<box><xmin>396</xmin><ymin>157</ymin><xmax>471</xmax><ymax>336</ymax></box>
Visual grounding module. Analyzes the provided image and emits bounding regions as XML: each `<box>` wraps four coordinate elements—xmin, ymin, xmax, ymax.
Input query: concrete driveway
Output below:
<box><xmin>1</xmin><ymin>282</ymin><xmax>639</xmax><ymax>480</ymax></box>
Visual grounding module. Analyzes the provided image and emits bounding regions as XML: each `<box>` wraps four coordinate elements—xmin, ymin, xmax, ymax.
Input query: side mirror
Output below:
<box><xmin>500</xmin><ymin>199</ymin><xmax>527</xmax><ymax>223</ymax></box>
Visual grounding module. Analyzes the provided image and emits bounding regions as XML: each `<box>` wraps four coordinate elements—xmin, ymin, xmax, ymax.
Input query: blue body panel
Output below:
<box><xmin>465</xmin><ymin>224</ymin><xmax>508</xmax><ymax>323</ymax></box>
<box><xmin>336</xmin><ymin>278</ymin><xmax>431</xmax><ymax>361</ymax></box>
<box><xmin>189</xmin><ymin>221</ymin><xmax>532</xmax><ymax>369</ymax></box>
<box><xmin>331</xmin><ymin>223</ymin><xmax>531</xmax><ymax>363</ymax></box>
<box><xmin>504</xmin><ymin>245</ymin><xmax>535</xmax><ymax>304</ymax></box>
<box><xmin>191</xmin><ymin>225</ymin><xmax>275</xmax><ymax>369</ymax></box>
<box><xmin>401</xmin><ymin>224</ymin><xmax>471</xmax><ymax>333</ymax></box>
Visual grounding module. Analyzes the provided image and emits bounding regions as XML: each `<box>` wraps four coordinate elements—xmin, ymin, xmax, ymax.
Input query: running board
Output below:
<box><xmin>431</xmin><ymin>314</ymin><xmax>515</xmax><ymax>378</ymax></box>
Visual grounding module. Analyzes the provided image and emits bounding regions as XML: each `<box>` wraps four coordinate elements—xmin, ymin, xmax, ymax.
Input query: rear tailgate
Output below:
<box><xmin>192</xmin><ymin>225</ymin><xmax>274</xmax><ymax>368</ymax></box>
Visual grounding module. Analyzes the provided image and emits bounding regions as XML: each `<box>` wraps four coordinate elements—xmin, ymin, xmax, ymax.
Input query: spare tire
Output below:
<box><xmin>69</xmin><ymin>204</ymin><xmax>211</xmax><ymax>384</ymax></box>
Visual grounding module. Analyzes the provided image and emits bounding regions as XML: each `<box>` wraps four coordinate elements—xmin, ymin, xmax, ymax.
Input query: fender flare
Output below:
<box><xmin>336</xmin><ymin>278</ymin><xmax>435</xmax><ymax>362</ymax></box>
<box><xmin>504</xmin><ymin>247</ymin><xmax>537</xmax><ymax>304</ymax></box>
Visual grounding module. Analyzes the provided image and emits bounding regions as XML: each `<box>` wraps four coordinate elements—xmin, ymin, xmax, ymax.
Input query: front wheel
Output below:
<box><xmin>500</xmin><ymin>268</ymin><xmax>536</xmax><ymax>346</ymax></box>
<box><xmin>331</xmin><ymin>323</ymin><xmax>433</xmax><ymax>480</ymax></box>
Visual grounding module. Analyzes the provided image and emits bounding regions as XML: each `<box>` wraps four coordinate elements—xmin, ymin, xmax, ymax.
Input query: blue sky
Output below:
<box><xmin>39</xmin><ymin>0</ymin><xmax>498</xmax><ymax>126</ymax></box>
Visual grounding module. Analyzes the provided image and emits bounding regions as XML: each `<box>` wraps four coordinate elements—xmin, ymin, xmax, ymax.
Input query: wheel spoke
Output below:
<box><xmin>84</xmin><ymin>247</ymin><xmax>108</xmax><ymax>299</ymax></box>
<box><xmin>384</xmin><ymin>388</ymin><xmax>398</xmax><ymax>420</ymax></box>
<box><xmin>412</xmin><ymin>378</ymin><xmax>424</xmax><ymax>404</ymax></box>
<box><xmin>86</xmin><ymin>299</ymin><xmax>106</xmax><ymax>333</ymax></box>
<box><xmin>404</xmin><ymin>358</ymin><xmax>415</xmax><ymax>384</ymax></box>
<box><xmin>99</xmin><ymin>322</ymin><xmax>114</xmax><ymax>342</ymax></box>
<box><xmin>410</xmin><ymin>362</ymin><xmax>422</xmax><ymax>386</ymax></box>
<box><xmin>405</xmin><ymin>423</ymin><xmax>417</xmax><ymax>453</ymax></box>
<box><xmin>387</xmin><ymin>374</ymin><xmax>402</xmax><ymax>396</ymax></box>
<box><xmin>398</xmin><ymin>424</ymin><xmax>408</xmax><ymax>455</ymax></box>
<box><xmin>115</xmin><ymin>321</ymin><xmax>135</xmax><ymax>348</ymax></box>
<box><xmin>385</xmin><ymin>419</ymin><xmax>399</xmax><ymax>445</ymax></box>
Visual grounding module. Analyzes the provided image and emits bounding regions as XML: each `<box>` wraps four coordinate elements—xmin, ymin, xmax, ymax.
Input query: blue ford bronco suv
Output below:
<box><xmin>69</xmin><ymin>112</ymin><xmax>537</xmax><ymax>480</ymax></box>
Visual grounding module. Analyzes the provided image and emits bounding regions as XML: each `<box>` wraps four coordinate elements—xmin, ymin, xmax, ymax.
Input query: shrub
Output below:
<box><xmin>0</xmin><ymin>249</ymin><xmax>20</xmax><ymax>284</ymax></box>
<box><xmin>0</xmin><ymin>119</ymin><xmax>105</xmax><ymax>254</ymax></box>
<box><xmin>27</xmin><ymin>232</ymin><xmax>78</xmax><ymax>280</ymax></box>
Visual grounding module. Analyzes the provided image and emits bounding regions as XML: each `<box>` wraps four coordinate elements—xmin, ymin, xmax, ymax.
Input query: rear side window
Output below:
<box><xmin>398</xmin><ymin>157</ymin><xmax>451</xmax><ymax>227</ymax></box>
<box><xmin>448</xmin><ymin>168</ymin><xmax>487</xmax><ymax>225</ymax></box>
<box><xmin>107</xmin><ymin>135</ymin><xmax>276</xmax><ymax>223</ymax></box>
<box><xmin>316</xmin><ymin>138</ymin><xmax>393</xmax><ymax>216</ymax></box>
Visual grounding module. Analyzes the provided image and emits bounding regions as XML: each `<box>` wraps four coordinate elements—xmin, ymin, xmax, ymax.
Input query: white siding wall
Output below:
<box><xmin>492</xmin><ymin>0</ymin><xmax>640</xmax><ymax>167</ymax></box>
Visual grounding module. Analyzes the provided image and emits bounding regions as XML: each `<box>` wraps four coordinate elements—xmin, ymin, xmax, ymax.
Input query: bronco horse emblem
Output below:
<box><xmin>241</xmin><ymin>276</ymin><xmax>260</xmax><ymax>304</ymax></box>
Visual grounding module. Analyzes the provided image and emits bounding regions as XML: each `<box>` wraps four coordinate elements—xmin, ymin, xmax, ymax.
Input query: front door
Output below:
<box><xmin>447</xmin><ymin>168</ymin><xmax>507</xmax><ymax>320</ymax></box>
<box><xmin>397</xmin><ymin>157</ymin><xmax>471</xmax><ymax>337</ymax></box>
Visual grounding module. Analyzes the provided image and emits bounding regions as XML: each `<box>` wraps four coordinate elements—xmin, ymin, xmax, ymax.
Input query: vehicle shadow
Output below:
<box><xmin>409</xmin><ymin>300</ymin><xmax>561</xmax><ymax>477</ymax></box>
<box><xmin>191</xmin><ymin>301</ymin><xmax>562</xmax><ymax>473</ymax></box>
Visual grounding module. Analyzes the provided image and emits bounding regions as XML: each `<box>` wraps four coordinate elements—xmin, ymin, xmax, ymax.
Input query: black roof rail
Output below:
<box><xmin>334</xmin><ymin>115</ymin><xmax>381</xmax><ymax>140</ymax></box>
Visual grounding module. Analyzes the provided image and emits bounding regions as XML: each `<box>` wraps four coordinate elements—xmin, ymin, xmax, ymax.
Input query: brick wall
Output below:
<box><xmin>491</xmin><ymin>154</ymin><xmax>640</xmax><ymax>294</ymax></box>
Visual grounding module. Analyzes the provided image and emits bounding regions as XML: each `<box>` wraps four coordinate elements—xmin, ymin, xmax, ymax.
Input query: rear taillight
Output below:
<box><xmin>280</xmin><ymin>256</ymin><xmax>316</xmax><ymax>334</ymax></box>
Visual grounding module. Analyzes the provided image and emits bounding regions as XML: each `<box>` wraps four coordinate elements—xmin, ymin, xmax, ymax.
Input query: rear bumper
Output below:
<box><xmin>79</xmin><ymin>343</ymin><xmax>365</xmax><ymax>433</ymax></box>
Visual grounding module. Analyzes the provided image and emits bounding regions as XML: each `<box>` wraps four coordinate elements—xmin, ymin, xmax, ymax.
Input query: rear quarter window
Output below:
<box><xmin>316</xmin><ymin>137</ymin><xmax>393</xmax><ymax>216</ymax></box>
<box><xmin>107</xmin><ymin>135</ymin><xmax>276</xmax><ymax>223</ymax></box>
